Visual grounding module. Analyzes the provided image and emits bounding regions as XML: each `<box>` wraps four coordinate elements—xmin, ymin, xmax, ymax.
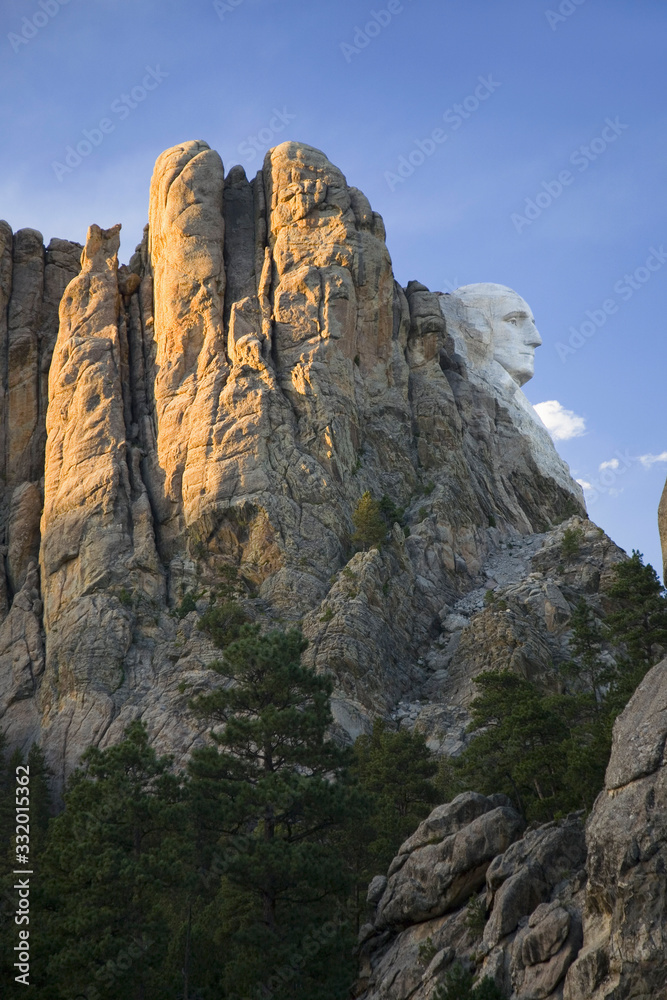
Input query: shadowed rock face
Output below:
<box><xmin>563</xmin><ymin>657</ymin><xmax>667</xmax><ymax>1000</ymax></box>
<box><xmin>0</xmin><ymin>138</ymin><xmax>592</xmax><ymax>785</ymax></box>
<box><xmin>357</xmin><ymin>797</ymin><xmax>586</xmax><ymax>1000</ymax></box>
<box><xmin>356</xmin><ymin>659</ymin><xmax>667</xmax><ymax>1000</ymax></box>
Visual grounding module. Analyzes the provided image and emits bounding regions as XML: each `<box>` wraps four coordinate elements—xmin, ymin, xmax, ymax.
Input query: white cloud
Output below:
<box><xmin>599</xmin><ymin>458</ymin><xmax>620</xmax><ymax>472</ymax></box>
<box><xmin>639</xmin><ymin>451</ymin><xmax>667</xmax><ymax>469</ymax></box>
<box><xmin>576</xmin><ymin>478</ymin><xmax>593</xmax><ymax>491</ymax></box>
<box><xmin>534</xmin><ymin>400</ymin><xmax>586</xmax><ymax>441</ymax></box>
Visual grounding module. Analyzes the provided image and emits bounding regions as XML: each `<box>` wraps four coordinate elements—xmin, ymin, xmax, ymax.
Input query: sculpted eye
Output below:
<box><xmin>508</xmin><ymin>318</ymin><xmax>517</xmax><ymax>325</ymax></box>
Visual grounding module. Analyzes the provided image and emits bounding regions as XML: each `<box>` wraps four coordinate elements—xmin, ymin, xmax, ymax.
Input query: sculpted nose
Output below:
<box><xmin>528</xmin><ymin>324</ymin><xmax>542</xmax><ymax>348</ymax></box>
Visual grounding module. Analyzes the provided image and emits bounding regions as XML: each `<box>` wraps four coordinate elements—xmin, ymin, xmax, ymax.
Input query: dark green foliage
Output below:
<box><xmin>465</xmin><ymin>893</ymin><xmax>487</xmax><ymax>937</ymax></box>
<box><xmin>188</xmin><ymin>626</ymin><xmax>360</xmax><ymax>999</ymax></box>
<box><xmin>352</xmin><ymin>491</ymin><xmax>388</xmax><ymax>549</ymax></box>
<box><xmin>561</xmin><ymin>526</ymin><xmax>583</xmax><ymax>562</ymax></box>
<box><xmin>453</xmin><ymin>672</ymin><xmax>570</xmax><ymax>821</ymax></box>
<box><xmin>561</xmin><ymin>599</ymin><xmax>609</xmax><ymax>706</ymax></box>
<box><xmin>453</xmin><ymin>553</ymin><xmax>667</xmax><ymax>821</ymax></box>
<box><xmin>345</xmin><ymin>720</ymin><xmax>440</xmax><ymax>899</ymax></box>
<box><xmin>378</xmin><ymin>494</ymin><xmax>405</xmax><ymax>526</ymax></box>
<box><xmin>32</xmin><ymin>722</ymin><xmax>191</xmax><ymax>999</ymax></box>
<box><xmin>435</xmin><ymin>963</ymin><xmax>507</xmax><ymax>999</ymax></box>
<box><xmin>607</xmin><ymin>550</ymin><xmax>667</xmax><ymax>667</ymax></box>
<box><xmin>197</xmin><ymin>598</ymin><xmax>248</xmax><ymax>647</ymax></box>
<box><xmin>118</xmin><ymin>587</ymin><xmax>134</xmax><ymax>607</ymax></box>
<box><xmin>197</xmin><ymin>565</ymin><xmax>250</xmax><ymax>648</ymax></box>
<box><xmin>176</xmin><ymin>589</ymin><xmax>201</xmax><ymax>618</ymax></box>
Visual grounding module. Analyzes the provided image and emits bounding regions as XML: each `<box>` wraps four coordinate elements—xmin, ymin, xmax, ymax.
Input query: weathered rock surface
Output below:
<box><xmin>0</xmin><ymin>139</ymin><xmax>623</xmax><ymax>793</ymax></box>
<box><xmin>0</xmin><ymin>223</ymin><xmax>81</xmax><ymax>737</ymax></box>
<box><xmin>2</xmin><ymin>137</ymin><xmax>664</xmax><ymax>998</ymax></box>
<box><xmin>563</xmin><ymin>657</ymin><xmax>667</xmax><ymax>1000</ymax></box>
<box><xmin>357</xmin><ymin>658</ymin><xmax>667</xmax><ymax>1000</ymax></box>
<box><xmin>375</xmin><ymin>792</ymin><xmax>525</xmax><ymax>928</ymax></box>
<box><xmin>357</xmin><ymin>804</ymin><xmax>586</xmax><ymax>1000</ymax></box>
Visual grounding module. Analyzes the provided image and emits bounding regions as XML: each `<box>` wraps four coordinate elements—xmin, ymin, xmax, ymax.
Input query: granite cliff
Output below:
<box><xmin>1</xmin><ymin>138</ymin><xmax>663</xmax><ymax>997</ymax></box>
<box><xmin>0</xmin><ymin>139</ymin><xmax>594</xmax><ymax>779</ymax></box>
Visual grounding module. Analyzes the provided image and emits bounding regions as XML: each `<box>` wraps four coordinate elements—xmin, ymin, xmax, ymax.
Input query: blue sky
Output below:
<box><xmin>2</xmin><ymin>0</ymin><xmax>666</xmax><ymax>572</ymax></box>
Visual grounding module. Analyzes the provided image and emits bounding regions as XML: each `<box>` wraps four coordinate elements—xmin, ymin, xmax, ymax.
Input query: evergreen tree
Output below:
<box><xmin>34</xmin><ymin>722</ymin><xmax>192</xmax><ymax>999</ymax></box>
<box><xmin>348</xmin><ymin>720</ymin><xmax>439</xmax><ymax>887</ymax></box>
<box><xmin>188</xmin><ymin>626</ymin><xmax>360</xmax><ymax>1000</ymax></box>
<box><xmin>606</xmin><ymin>550</ymin><xmax>667</xmax><ymax>672</ymax></box>
<box><xmin>435</xmin><ymin>962</ymin><xmax>506</xmax><ymax>999</ymax></box>
<box><xmin>352</xmin><ymin>492</ymin><xmax>387</xmax><ymax>549</ymax></box>
<box><xmin>561</xmin><ymin>599</ymin><xmax>609</xmax><ymax>708</ymax></box>
<box><xmin>453</xmin><ymin>672</ymin><xmax>569</xmax><ymax>821</ymax></box>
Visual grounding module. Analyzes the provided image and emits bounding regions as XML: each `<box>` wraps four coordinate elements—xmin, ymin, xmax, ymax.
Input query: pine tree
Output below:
<box><xmin>349</xmin><ymin>720</ymin><xmax>439</xmax><ymax>885</ymax></box>
<box><xmin>435</xmin><ymin>962</ymin><xmax>507</xmax><ymax>999</ymax></box>
<box><xmin>454</xmin><ymin>672</ymin><xmax>569</xmax><ymax>821</ymax></box>
<box><xmin>34</xmin><ymin>721</ymin><xmax>192</xmax><ymax>999</ymax></box>
<box><xmin>561</xmin><ymin>599</ymin><xmax>609</xmax><ymax>708</ymax></box>
<box><xmin>188</xmin><ymin>626</ymin><xmax>361</xmax><ymax>1000</ymax></box>
<box><xmin>607</xmin><ymin>551</ymin><xmax>667</xmax><ymax>668</ymax></box>
<box><xmin>352</xmin><ymin>491</ymin><xmax>387</xmax><ymax>549</ymax></box>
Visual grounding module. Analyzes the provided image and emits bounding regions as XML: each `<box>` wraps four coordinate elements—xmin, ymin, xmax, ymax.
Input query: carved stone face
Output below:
<box><xmin>489</xmin><ymin>291</ymin><xmax>542</xmax><ymax>386</ymax></box>
<box><xmin>454</xmin><ymin>283</ymin><xmax>543</xmax><ymax>387</ymax></box>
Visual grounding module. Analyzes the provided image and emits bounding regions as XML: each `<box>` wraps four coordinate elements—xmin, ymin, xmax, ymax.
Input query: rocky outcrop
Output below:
<box><xmin>0</xmin><ymin>138</ymin><xmax>611</xmax><ymax>787</ymax></box>
<box><xmin>4</xmin><ymin>136</ymin><xmax>664</xmax><ymax>998</ymax></box>
<box><xmin>0</xmin><ymin>223</ymin><xmax>81</xmax><ymax>734</ymax></box>
<box><xmin>563</xmin><ymin>658</ymin><xmax>667</xmax><ymax>1000</ymax></box>
<box><xmin>38</xmin><ymin>223</ymin><xmax>165</xmax><ymax>765</ymax></box>
<box><xmin>357</xmin><ymin>656</ymin><xmax>667</xmax><ymax>1000</ymax></box>
<box><xmin>375</xmin><ymin>792</ymin><xmax>525</xmax><ymax>928</ymax></box>
<box><xmin>357</xmin><ymin>798</ymin><xmax>586</xmax><ymax>1000</ymax></box>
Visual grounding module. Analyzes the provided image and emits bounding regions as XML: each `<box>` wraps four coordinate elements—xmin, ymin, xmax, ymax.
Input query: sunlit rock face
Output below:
<box><xmin>0</xmin><ymin>140</ymin><xmax>593</xmax><ymax>786</ymax></box>
<box><xmin>438</xmin><ymin>283</ymin><xmax>583</xmax><ymax>505</ymax></box>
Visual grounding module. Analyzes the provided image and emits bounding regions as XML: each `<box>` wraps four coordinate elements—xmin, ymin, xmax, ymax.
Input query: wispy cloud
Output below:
<box><xmin>534</xmin><ymin>400</ymin><xmax>586</xmax><ymax>441</ymax></box>
<box><xmin>638</xmin><ymin>451</ymin><xmax>667</xmax><ymax>469</ymax></box>
<box><xmin>599</xmin><ymin>458</ymin><xmax>619</xmax><ymax>471</ymax></box>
